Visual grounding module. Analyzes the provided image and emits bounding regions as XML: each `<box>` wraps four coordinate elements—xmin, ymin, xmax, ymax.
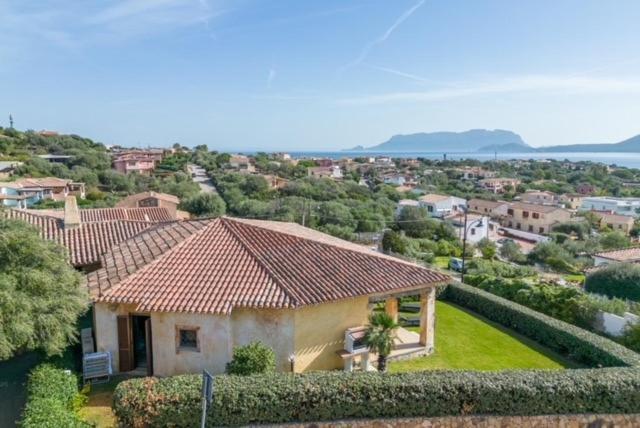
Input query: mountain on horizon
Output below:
<box><xmin>346</xmin><ymin>129</ymin><xmax>530</xmax><ymax>152</ymax></box>
<box><xmin>536</xmin><ymin>134</ymin><xmax>640</xmax><ymax>153</ymax></box>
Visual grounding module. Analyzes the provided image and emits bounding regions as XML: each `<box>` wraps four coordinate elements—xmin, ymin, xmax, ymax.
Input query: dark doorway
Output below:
<box><xmin>131</xmin><ymin>315</ymin><xmax>153</xmax><ymax>375</ymax></box>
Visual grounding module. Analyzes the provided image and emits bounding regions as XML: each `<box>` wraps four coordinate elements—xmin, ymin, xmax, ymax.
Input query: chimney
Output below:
<box><xmin>64</xmin><ymin>196</ymin><xmax>81</xmax><ymax>229</ymax></box>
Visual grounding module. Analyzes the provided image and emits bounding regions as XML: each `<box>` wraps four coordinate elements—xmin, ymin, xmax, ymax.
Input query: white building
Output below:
<box><xmin>449</xmin><ymin>214</ymin><xmax>491</xmax><ymax>244</ymax></box>
<box><xmin>579</xmin><ymin>197</ymin><xmax>640</xmax><ymax>217</ymax></box>
<box><xmin>384</xmin><ymin>174</ymin><xmax>406</xmax><ymax>186</ymax></box>
<box><xmin>418</xmin><ymin>194</ymin><xmax>467</xmax><ymax>218</ymax></box>
<box><xmin>395</xmin><ymin>199</ymin><xmax>420</xmax><ymax>217</ymax></box>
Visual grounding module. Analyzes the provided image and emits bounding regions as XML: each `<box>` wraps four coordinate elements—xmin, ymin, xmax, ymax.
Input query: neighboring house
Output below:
<box><xmin>418</xmin><ymin>194</ymin><xmax>466</xmax><ymax>218</ymax></box>
<box><xmin>576</xmin><ymin>183</ymin><xmax>596</xmax><ymax>195</ymax></box>
<box><xmin>580</xmin><ymin>197</ymin><xmax>640</xmax><ymax>218</ymax></box>
<box><xmin>116</xmin><ymin>191</ymin><xmax>181</xmax><ymax>219</ymax></box>
<box><xmin>4</xmin><ymin>196</ymin><xmax>174</xmax><ymax>270</ymax></box>
<box><xmin>593</xmin><ymin>248</ymin><xmax>640</xmax><ymax>266</ymax></box>
<box><xmin>479</xmin><ymin>178</ymin><xmax>521</xmax><ymax>194</ymax></box>
<box><xmin>261</xmin><ymin>175</ymin><xmax>289</xmax><ymax>190</ymax></box>
<box><xmin>37</xmin><ymin>154</ymin><xmax>74</xmax><ymax>164</ymax></box>
<box><xmin>0</xmin><ymin>161</ymin><xmax>23</xmax><ymax>179</ymax></box>
<box><xmin>86</xmin><ymin>217</ymin><xmax>448</xmax><ymax>376</ymax></box>
<box><xmin>308</xmin><ymin>166</ymin><xmax>343</xmax><ymax>179</ymax></box>
<box><xmin>228</xmin><ymin>155</ymin><xmax>255</xmax><ymax>173</ymax></box>
<box><xmin>503</xmin><ymin>202</ymin><xmax>571</xmax><ymax>234</ymax></box>
<box><xmin>396</xmin><ymin>199</ymin><xmax>420</xmax><ymax>217</ymax></box>
<box><xmin>590</xmin><ymin>211</ymin><xmax>635</xmax><ymax>235</ymax></box>
<box><xmin>467</xmin><ymin>198</ymin><xmax>510</xmax><ymax>217</ymax></box>
<box><xmin>0</xmin><ymin>177</ymin><xmax>84</xmax><ymax>208</ymax></box>
<box><xmin>559</xmin><ymin>193</ymin><xmax>583</xmax><ymax>210</ymax></box>
<box><xmin>113</xmin><ymin>154</ymin><xmax>157</xmax><ymax>175</ymax></box>
<box><xmin>449</xmin><ymin>213</ymin><xmax>490</xmax><ymax>244</ymax></box>
<box><xmin>383</xmin><ymin>174</ymin><xmax>406</xmax><ymax>186</ymax></box>
<box><xmin>521</xmin><ymin>190</ymin><xmax>558</xmax><ymax>205</ymax></box>
<box><xmin>457</xmin><ymin>167</ymin><xmax>497</xmax><ymax>180</ymax></box>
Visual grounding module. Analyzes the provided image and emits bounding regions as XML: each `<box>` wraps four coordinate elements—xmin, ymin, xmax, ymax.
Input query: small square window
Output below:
<box><xmin>176</xmin><ymin>325</ymin><xmax>200</xmax><ymax>353</ymax></box>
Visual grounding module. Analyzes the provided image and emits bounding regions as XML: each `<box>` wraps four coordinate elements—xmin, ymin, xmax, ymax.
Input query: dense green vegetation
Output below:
<box><xmin>585</xmin><ymin>263</ymin><xmax>640</xmax><ymax>302</ymax></box>
<box><xmin>391</xmin><ymin>301</ymin><xmax>572</xmax><ymax>372</ymax></box>
<box><xmin>0</xmin><ymin>128</ymin><xmax>201</xmax><ymax>207</ymax></box>
<box><xmin>226</xmin><ymin>342</ymin><xmax>276</xmax><ymax>376</ymax></box>
<box><xmin>21</xmin><ymin>364</ymin><xmax>88</xmax><ymax>428</ymax></box>
<box><xmin>113</xmin><ymin>368</ymin><xmax>640</xmax><ymax>427</ymax></box>
<box><xmin>0</xmin><ymin>220</ymin><xmax>88</xmax><ymax>360</ymax></box>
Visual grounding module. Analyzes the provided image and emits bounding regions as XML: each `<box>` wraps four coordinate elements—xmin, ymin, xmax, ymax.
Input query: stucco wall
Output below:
<box><xmin>93</xmin><ymin>302</ymin><xmax>139</xmax><ymax>373</ymax></box>
<box><xmin>231</xmin><ymin>308</ymin><xmax>295</xmax><ymax>372</ymax></box>
<box><xmin>293</xmin><ymin>296</ymin><xmax>369</xmax><ymax>372</ymax></box>
<box><xmin>150</xmin><ymin>311</ymin><xmax>231</xmax><ymax>376</ymax></box>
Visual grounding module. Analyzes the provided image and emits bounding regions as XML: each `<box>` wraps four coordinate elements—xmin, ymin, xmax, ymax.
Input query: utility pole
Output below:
<box><xmin>460</xmin><ymin>207</ymin><xmax>468</xmax><ymax>284</ymax></box>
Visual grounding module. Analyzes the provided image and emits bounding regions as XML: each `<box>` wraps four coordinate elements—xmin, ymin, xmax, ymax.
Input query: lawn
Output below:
<box><xmin>390</xmin><ymin>301</ymin><xmax>578</xmax><ymax>372</ymax></box>
<box><xmin>78</xmin><ymin>379</ymin><xmax>120</xmax><ymax>428</ymax></box>
<box><xmin>433</xmin><ymin>256</ymin><xmax>451</xmax><ymax>270</ymax></box>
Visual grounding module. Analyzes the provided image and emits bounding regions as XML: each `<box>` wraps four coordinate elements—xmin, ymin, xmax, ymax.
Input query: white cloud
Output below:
<box><xmin>343</xmin><ymin>0</ymin><xmax>425</xmax><ymax>71</ymax></box>
<box><xmin>339</xmin><ymin>75</ymin><xmax>640</xmax><ymax>105</ymax></box>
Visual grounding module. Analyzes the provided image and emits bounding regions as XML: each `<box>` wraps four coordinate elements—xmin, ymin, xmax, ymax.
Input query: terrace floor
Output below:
<box><xmin>390</xmin><ymin>301</ymin><xmax>580</xmax><ymax>372</ymax></box>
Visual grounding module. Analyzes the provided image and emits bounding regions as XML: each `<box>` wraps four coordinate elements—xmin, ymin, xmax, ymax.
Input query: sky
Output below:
<box><xmin>1</xmin><ymin>0</ymin><xmax>640</xmax><ymax>151</ymax></box>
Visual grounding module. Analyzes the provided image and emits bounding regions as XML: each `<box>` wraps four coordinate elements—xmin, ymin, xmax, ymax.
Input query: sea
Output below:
<box><xmin>283</xmin><ymin>151</ymin><xmax>640</xmax><ymax>169</ymax></box>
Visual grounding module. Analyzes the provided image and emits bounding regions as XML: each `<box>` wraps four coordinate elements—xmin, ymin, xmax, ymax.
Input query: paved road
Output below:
<box><xmin>187</xmin><ymin>164</ymin><xmax>217</xmax><ymax>194</ymax></box>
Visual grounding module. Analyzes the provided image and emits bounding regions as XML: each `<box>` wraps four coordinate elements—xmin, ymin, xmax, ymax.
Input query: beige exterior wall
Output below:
<box><xmin>293</xmin><ymin>296</ymin><xmax>369</xmax><ymax>372</ymax></box>
<box><xmin>231</xmin><ymin>308</ymin><xmax>295</xmax><ymax>372</ymax></box>
<box><xmin>504</xmin><ymin>207</ymin><xmax>571</xmax><ymax>234</ymax></box>
<box><xmin>150</xmin><ymin>311</ymin><xmax>231</xmax><ymax>376</ymax></box>
<box><xmin>93</xmin><ymin>302</ymin><xmax>142</xmax><ymax>373</ymax></box>
<box><xmin>95</xmin><ymin>296</ymin><xmax>375</xmax><ymax>376</ymax></box>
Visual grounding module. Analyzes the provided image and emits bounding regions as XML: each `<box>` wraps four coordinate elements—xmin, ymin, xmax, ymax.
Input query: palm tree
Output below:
<box><xmin>364</xmin><ymin>311</ymin><xmax>399</xmax><ymax>372</ymax></box>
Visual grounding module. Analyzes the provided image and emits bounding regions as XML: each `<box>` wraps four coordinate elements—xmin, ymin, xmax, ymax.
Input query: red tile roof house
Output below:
<box><xmin>86</xmin><ymin>217</ymin><xmax>449</xmax><ymax>376</ymax></box>
<box><xmin>3</xmin><ymin>196</ymin><xmax>174</xmax><ymax>271</ymax></box>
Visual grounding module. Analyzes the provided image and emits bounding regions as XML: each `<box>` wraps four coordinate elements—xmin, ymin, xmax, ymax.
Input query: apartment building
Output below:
<box><xmin>503</xmin><ymin>202</ymin><xmax>571</xmax><ymax>234</ymax></box>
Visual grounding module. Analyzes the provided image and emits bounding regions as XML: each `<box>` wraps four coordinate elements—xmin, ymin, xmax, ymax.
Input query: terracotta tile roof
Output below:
<box><xmin>2</xmin><ymin>209</ymin><xmax>159</xmax><ymax>267</ymax></box>
<box><xmin>115</xmin><ymin>191</ymin><xmax>180</xmax><ymax>207</ymax></box>
<box><xmin>594</xmin><ymin>247</ymin><xmax>640</xmax><ymax>263</ymax></box>
<box><xmin>79</xmin><ymin>207</ymin><xmax>174</xmax><ymax>222</ymax></box>
<box><xmin>91</xmin><ymin>217</ymin><xmax>449</xmax><ymax>314</ymax></box>
<box><xmin>24</xmin><ymin>207</ymin><xmax>174</xmax><ymax>222</ymax></box>
<box><xmin>509</xmin><ymin>201</ymin><xmax>566</xmax><ymax>213</ymax></box>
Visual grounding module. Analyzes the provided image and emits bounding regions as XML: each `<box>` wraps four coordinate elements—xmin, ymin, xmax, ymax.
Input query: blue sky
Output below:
<box><xmin>1</xmin><ymin>0</ymin><xmax>640</xmax><ymax>151</ymax></box>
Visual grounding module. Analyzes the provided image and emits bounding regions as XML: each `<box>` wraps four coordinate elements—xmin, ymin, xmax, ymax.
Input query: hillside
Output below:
<box><xmin>537</xmin><ymin>134</ymin><xmax>640</xmax><ymax>152</ymax></box>
<box><xmin>346</xmin><ymin>129</ymin><xmax>530</xmax><ymax>152</ymax></box>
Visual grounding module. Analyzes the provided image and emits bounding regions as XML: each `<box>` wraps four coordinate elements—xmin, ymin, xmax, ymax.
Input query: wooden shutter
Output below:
<box><xmin>145</xmin><ymin>318</ymin><xmax>154</xmax><ymax>376</ymax></box>
<box><xmin>117</xmin><ymin>315</ymin><xmax>134</xmax><ymax>372</ymax></box>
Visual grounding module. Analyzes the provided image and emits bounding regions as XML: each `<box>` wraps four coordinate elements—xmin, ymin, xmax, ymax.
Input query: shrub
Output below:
<box><xmin>381</xmin><ymin>230</ymin><xmax>407</xmax><ymax>254</ymax></box>
<box><xmin>114</xmin><ymin>369</ymin><xmax>640</xmax><ymax>427</ymax></box>
<box><xmin>443</xmin><ymin>282</ymin><xmax>640</xmax><ymax>367</ymax></box>
<box><xmin>21</xmin><ymin>364</ymin><xmax>88</xmax><ymax>428</ymax></box>
<box><xmin>226</xmin><ymin>342</ymin><xmax>276</xmax><ymax>376</ymax></box>
<box><xmin>585</xmin><ymin>263</ymin><xmax>640</xmax><ymax>302</ymax></box>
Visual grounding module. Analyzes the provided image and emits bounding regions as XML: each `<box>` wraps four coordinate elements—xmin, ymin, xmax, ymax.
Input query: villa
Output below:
<box><xmin>86</xmin><ymin>217</ymin><xmax>449</xmax><ymax>376</ymax></box>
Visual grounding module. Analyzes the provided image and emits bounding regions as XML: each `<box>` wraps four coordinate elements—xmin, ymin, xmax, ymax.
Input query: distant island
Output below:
<box><xmin>343</xmin><ymin>129</ymin><xmax>640</xmax><ymax>153</ymax></box>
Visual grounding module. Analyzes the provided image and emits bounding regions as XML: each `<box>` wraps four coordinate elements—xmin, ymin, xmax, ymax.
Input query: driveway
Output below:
<box><xmin>187</xmin><ymin>164</ymin><xmax>217</xmax><ymax>194</ymax></box>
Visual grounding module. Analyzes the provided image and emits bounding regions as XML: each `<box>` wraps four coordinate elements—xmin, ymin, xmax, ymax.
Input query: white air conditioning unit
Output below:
<box><xmin>344</xmin><ymin>326</ymin><xmax>368</xmax><ymax>354</ymax></box>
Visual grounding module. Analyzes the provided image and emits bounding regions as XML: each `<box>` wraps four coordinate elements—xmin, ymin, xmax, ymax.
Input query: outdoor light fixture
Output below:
<box><xmin>288</xmin><ymin>353</ymin><xmax>295</xmax><ymax>372</ymax></box>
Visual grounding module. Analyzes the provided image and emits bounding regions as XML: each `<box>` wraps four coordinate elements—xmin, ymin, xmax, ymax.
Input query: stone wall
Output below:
<box><xmin>280</xmin><ymin>414</ymin><xmax>640</xmax><ymax>428</ymax></box>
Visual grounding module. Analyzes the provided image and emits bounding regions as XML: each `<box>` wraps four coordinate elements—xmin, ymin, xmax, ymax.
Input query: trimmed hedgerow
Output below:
<box><xmin>443</xmin><ymin>282</ymin><xmax>640</xmax><ymax>368</ymax></box>
<box><xmin>113</xmin><ymin>369</ymin><xmax>640</xmax><ymax>427</ymax></box>
<box><xmin>21</xmin><ymin>364</ymin><xmax>89</xmax><ymax>428</ymax></box>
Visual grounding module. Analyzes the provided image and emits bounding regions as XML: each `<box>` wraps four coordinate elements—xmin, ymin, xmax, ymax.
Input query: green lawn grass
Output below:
<box><xmin>390</xmin><ymin>301</ymin><xmax>578</xmax><ymax>372</ymax></box>
<box><xmin>78</xmin><ymin>378</ymin><xmax>122</xmax><ymax>428</ymax></box>
<box><xmin>564</xmin><ymin>274</ymin><xmax>585</xmax><ymax>285</ymax></box>
<box><xmin>433</xmin><ymin>256</ymin><xmax>451</xmax><ymax>269</ymax></box>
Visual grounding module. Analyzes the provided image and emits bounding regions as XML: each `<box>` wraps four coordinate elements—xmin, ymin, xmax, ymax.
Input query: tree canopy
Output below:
<box><xmin>585</xmin><ymin>263</ymin><xmax>640</xmax><ymax>302</ymax></box>
<box><xmin>0</xmin><ymin>220</ymin><xmax>88</xmax><ymax>360</ymax></box>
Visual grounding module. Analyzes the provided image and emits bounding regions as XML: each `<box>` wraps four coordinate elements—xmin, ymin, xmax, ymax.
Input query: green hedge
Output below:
<box><xmin>443</xmin><ymin>282</ymin><xmax>640</xmax><ymax>368</ymax></box>
<box><xmin>20</xmin><ymin>364</ymin><xmax>88</xmax><ymax>428</ymax></box>
<box><xmin>114</xmin><ymin>369</ymin><xmax>640</xmax><ymax>427</ymax></box>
